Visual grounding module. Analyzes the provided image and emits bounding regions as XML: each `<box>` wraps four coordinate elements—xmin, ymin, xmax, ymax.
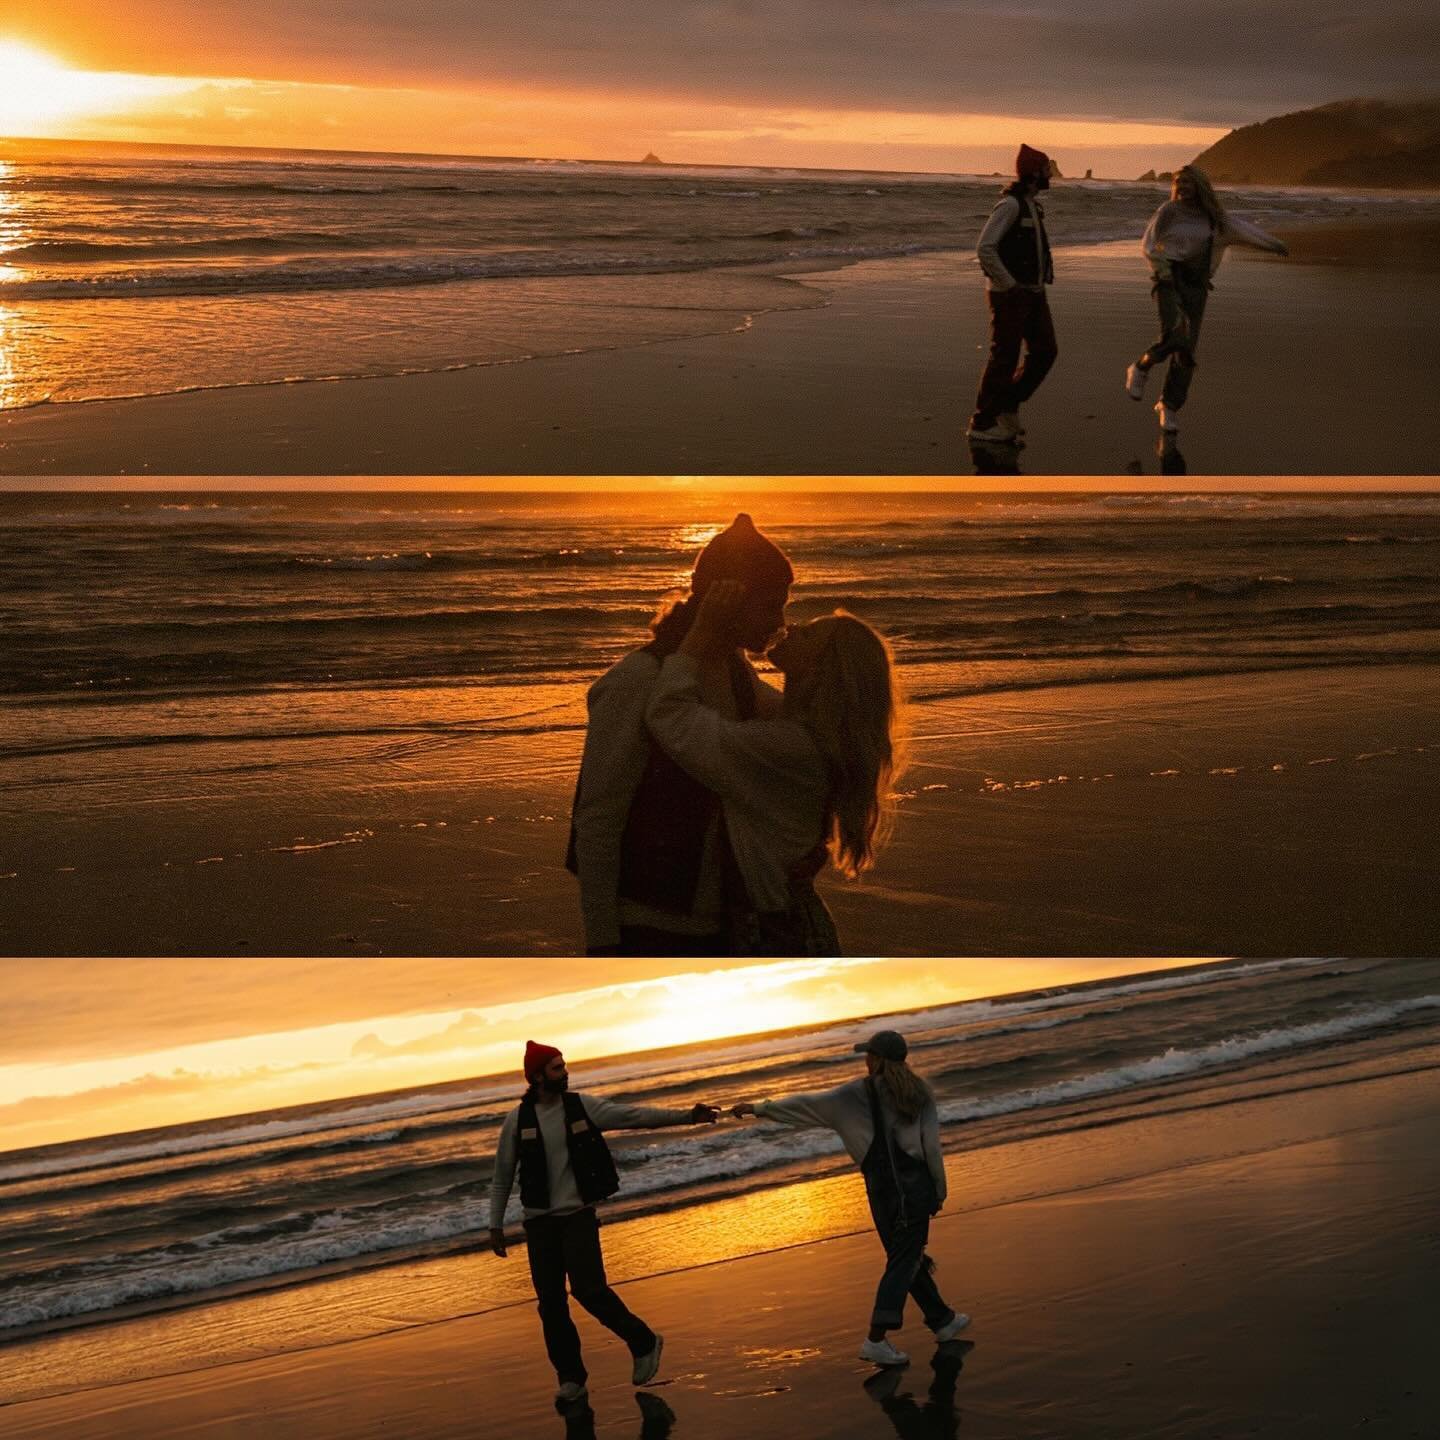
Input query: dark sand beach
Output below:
<box><xmin>6</xmin><ymin>664</ymin><xmax>1438</xmax><ymax>956</ymax></box>
<box><xmin>3</xmin><ymin>1048</ymin><xmax>1436</xmax><ymax>1438</ymax></box>
<box><xmin>2</xmin><ymin>222</ymin><xmax>1437</xmax><ymax>477</ymax></box>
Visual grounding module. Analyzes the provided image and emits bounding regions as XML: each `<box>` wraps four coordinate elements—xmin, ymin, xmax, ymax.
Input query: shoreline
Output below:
<box><xmin>2</xmin><ymin>214</ymin><xmax>1433</xmax><ymax>418</ymax></box>
<box><xmin>3</xmin><ymin>218</ymin><xmax>1439</xmax><ymax>475</ymax></box>
<box><xmin>3</xmin><ymin>1052</ymin><xmax>1436</xmax><ymax>1434</ymax></box>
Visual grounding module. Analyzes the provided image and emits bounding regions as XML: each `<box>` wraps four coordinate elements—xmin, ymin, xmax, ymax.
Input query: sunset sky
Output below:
<box><xmin>4</xmin><ymin>476</ymin><xmax>1440</xmax><ymax>494</ymax></box>
<box><xmin>1</xmin><ymin>2</ymin><xmax>1434</xmax><ymax>172</ymax></box>
<box><xmin>0</xmin><ymin>958</ymin><xmax>1210</xmax><ymax>1151</ymax></box>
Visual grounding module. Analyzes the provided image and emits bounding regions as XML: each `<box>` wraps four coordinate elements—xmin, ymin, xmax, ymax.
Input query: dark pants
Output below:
<box><xmin>1138</xmin><ymin>270</ymin><xmax>1209</xmax><ymax>410</ymax></box>
<box><xmin>971</xmin><ymin>287</ymin><xmax>1058</xmax><ymax>428</ymax></box>
<box><xmin>618</xmin><ymin>924</ymin><xmax>728</xmax><ymax>958</ymax></box>
<box><xmin>524</xmin><ymin>1208</ymin><xmax>656</xmax><ymax>1385</ymax></box>
<box><xmin>863</xmin><ymin>1173</ymin><xmax>955</xmax><ymax>1334</ymax></box>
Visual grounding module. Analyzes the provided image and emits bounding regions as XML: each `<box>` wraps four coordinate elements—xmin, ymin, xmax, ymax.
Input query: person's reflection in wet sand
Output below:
<box><xmin>559</xmin><ymin>1390</ymin><xmax>677</xmax><ymax>1440</ymax></box>
<box><xmin>862</xmin><ymin>1340</ymin><xmax>973</xmax><ymax>1439</ymax></box>
<box><xmin>968</xmin><ymin>439</ymin><xmax>1023</xmax><ymax>476</ymax></box>
<box><xmin>1157</xmin><ymin>434</ymin><xmax>1188</xmax><ymax>475</ymax></box>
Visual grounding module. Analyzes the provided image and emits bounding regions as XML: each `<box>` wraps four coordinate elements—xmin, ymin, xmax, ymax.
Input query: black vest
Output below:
<box><xmin>517</xmin><ymin>1091</ymin><xmax>620</xmax><ymax>1210</ymax></box>
<box><xmin>566</xmin><ymin>645</ymin><xmax>758</xmax><ymax>916</ymax></box>
<box><xmin>995</xmin><ymin>189</ymin><xmax>1053</xmax><ymax>287</ymax></box>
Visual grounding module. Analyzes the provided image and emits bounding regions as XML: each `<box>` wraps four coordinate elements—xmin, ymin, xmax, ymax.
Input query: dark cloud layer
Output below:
<box><xmin>19</xmin><ymin>1</ymin><xmax>1440</xmax><ymax>125</ymax></box>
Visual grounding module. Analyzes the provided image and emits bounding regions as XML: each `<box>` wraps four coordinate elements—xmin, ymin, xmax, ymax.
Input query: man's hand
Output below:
<box><xmin>731</xmin><ymin>1101</ymin><xmax>757</xmax><ymax>1118</ymax></box>
<box><xmin>690</xmin><ymin>1103</ymin><xmax>722</xmax><ymax>1124</ymax></box>
<box><xmin>489</xmin><ymin>1227</ymin><xmax>508</xmax><ymax>1258</ymax></box>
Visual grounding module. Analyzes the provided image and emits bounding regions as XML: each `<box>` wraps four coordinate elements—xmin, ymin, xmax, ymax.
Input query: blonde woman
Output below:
<box><xmin>643</xmin><ymin>578</ymin><xmax>901</xmax><ymax>956</ymax></box>
<box><xmin>1125</xmin><ymin>165</ymin><xmax>1288</xmax><ymax>432</ymax></box>
<box><xmin>731</xmin><ymin>1030</ymin><xmax>968</xmax><ymax>1366</ymax></box>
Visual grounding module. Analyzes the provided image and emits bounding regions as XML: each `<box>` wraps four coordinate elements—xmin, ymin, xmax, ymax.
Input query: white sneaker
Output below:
<box><xmin>859</xmin><ymin>1337</ymin><xmax>910</xmax><ymax>1367</ymax></box>
<box><xmin>1155</xmin><ymin>401</ymin><xmax>1179</xmax><ymax>432</ymax></box>
<box><xmin>933</xmin><ymin>1312</ymin><xmax>971</xmax><ymax>1342</ymax></box>
<box><xmin>997</xmin><ymin>411</ymin><xmax>1025</xmax><ymax>436</ymax></box>
<box><xmin>966</xmin><ymin>422</ymin><xmax>1015</xmax><ymax>444</ymax></box>
<box><xmin>555</xmin><ymin>1381</ymin><xmax>588</xmax><ymax>1405</ymax></box>
<box><xmin>1125</xmin><ymin>363</ymin><xmax>1149</xmax><ymax>400</ymax></box>
<box><xmin>632</xmin><ymin>1334</ymin><xmax>664</xmax><ymax>1385</ymax></box>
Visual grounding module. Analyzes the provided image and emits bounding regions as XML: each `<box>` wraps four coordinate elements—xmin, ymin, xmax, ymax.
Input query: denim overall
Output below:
<box><xmin>860</xmin><ymin>1079</ymin><xmax>956</xmax><ymax>1334</ymax></box>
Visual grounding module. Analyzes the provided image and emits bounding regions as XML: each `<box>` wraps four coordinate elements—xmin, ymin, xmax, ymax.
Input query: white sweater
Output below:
<box><xmin>754</xmin><ymin>1077</ymin><xmax>947</xmax><ymax>1205</ymax></box>
<box><xmin>488</xmin><ymin>1092</ymin><xmax>697</xmax><ymax>1228</ymax></box>
<box><xmin>572</xmin><ymin>647</ymin><xmax>782</xmax><ymax>949</ymax></box>
<box><xmin>1141</xmin><ymin>200</ymin><xmax>1287</xmax><ymax>278</ymax></box>
<box><xmin>646</xmin><ymin>653</ymin><xmax>831</xmax><ymax>913</ymax></box>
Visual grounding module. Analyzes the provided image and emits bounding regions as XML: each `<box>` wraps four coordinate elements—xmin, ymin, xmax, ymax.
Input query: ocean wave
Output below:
<box><xmin>939</xmin><ymin>994</ymin><xmax>1440</xmax><ymax>1125</ymax></box>
<box><xmin>2</xmin><ymin>233</ymin><xmax>382</xmax><ymax>263</ymax></box>
<box><xmin>0</xmin><ymin>1191</ymin><xmax>493</xmax><ymax>1329</ymax></box>
<box><xmin>0</xmin><ymin>240</ymin><xmax>928</xmax><ymax>301</ymax></box>
<box><xmin>0</xmin><ymin>962</ymin><xmax>1319</xmax><ymax>1191</ymax></box>
<box><xmin>0</xmin><ymin>1089</ymin><xmax>503</xmax><ymax>1188</ymax></box>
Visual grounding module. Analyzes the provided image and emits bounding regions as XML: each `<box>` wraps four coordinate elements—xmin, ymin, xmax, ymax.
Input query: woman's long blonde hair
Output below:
<box><xmin>871</xmin><ymin>1056</ymin><xmax>933</xmax><ymax>1123</ymax></box>
<box><xmin>1174</xmin><ymin>165</ymin><xmax>1227</xmax><ymax>232</ymax></box>
<box><xmin>783</xmin><ymin>611</ymin><xmax>903</xmax><ymax>877</ymax></box>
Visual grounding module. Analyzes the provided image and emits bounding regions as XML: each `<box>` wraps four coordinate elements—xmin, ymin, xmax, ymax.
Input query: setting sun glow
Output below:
<box><xmin>0</xmin><ymin>39</ymin><xmax>191</xmax><ymax>135</ymax></box>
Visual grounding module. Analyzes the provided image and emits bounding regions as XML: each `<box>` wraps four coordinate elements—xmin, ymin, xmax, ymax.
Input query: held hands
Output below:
<box><xmin>690</xmin><ymin>1102</ymin><xmax>722</xmax><ymax>1124</ymax></box>
<box><xmin>730</xmin><ymin>1101</ymin><xmax>757</xmax><ymax>1119</ymax></box>
<box><xmin>681</xmin><ymin>579</ymin><xmax>747</xmax><ymax>659</ymax></box>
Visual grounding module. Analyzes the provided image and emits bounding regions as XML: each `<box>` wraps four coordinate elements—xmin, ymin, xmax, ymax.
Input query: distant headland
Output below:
<box><xmin>1187</xmin><ymin>98</ymin><xmax>1440</xmax><ymax>189</ymax></box>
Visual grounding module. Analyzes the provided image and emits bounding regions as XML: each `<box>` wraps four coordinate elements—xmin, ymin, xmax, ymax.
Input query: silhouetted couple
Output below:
<box><xmin>488</xmin><ymin>1032</ymin><xmax>968</xmax><ymax>1413</ymax></box>
<box><xmin>567</xmin><ymin>514</ymin><xmax>901</xmax><ymax>958</ymax></box>
<box><xmin>967</xmin><ymin>147</ymin><xmax>1288</xmax><ymax>446</ymax></box>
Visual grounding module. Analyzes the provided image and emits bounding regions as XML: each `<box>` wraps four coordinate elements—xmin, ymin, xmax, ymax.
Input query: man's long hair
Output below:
<box><xmin>783</xmin><ymin>612</ymin><xmax>904</xmax><ymax>878</ymax></box>
<box><xmin>872</xmin><ymin>1056</ymin><xmax>933</xmax><ymax>1123</ymax></box>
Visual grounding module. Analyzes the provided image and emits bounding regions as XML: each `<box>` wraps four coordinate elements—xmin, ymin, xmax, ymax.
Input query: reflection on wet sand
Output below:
<box><xmin>863</xmin><ymin>1342</ymin><xmax>973</xmax><ymax>1440</ymax></box>
<box><xmin>558</xmin><ymin>1390</ymin><xmax>676</xmax><ymax>1439</ymax></box>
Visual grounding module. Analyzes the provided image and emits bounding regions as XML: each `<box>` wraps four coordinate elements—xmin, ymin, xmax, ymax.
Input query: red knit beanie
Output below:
<box><xmin>524</xmin><ymin>1040</ymin><xmax>563</xmax><ymax>1084</ymax></box>
<box><xmin>692</xmin><ymin>513</ymin><xmax>794</xmax><ymax>596</ymax></box>
<box><xmin>1016</xmin><ymin>144</ymin><xmax>1051</xmax><ymax>181</ymax></box>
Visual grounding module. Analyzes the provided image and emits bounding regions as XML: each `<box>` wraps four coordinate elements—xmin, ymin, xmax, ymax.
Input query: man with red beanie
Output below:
<box><xmin>967</xmin><ymin>143</ymin><xmax>1059</xmax><ymax>445</ymax></box>
<box><xmin>567</xmin><ymin>514</ymin><xmax>793</xmax><ymax>955</ymax></box>
<box><xmin>488</xmin><ymin>1042</ymin><xmax>721</xmax><ymax>1405</ymax></box>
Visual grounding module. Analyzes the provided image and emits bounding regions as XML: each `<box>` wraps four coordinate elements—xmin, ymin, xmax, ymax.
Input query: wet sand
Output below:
<box><xmin>5</xmin><ymin>662</ymin><xmax>1438</xmax><ymax>956</ymax></box>
<box><xmin>1</xmin><ymin>222</ymin><xmax>1438</xmax><ymax>477</ymax></box>
<box><xmin>3</xmin><ymin>1051</ymin><xmax>1436</xmax><ymax>1438</ymax></box>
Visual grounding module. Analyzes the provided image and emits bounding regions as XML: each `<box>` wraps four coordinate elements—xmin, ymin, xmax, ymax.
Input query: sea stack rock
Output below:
<box><xmin>1084</xmin><ymin>168</ymin><xmax>1093</xmax><ymax>180</ymax></box>
<box><xmin>1137</xmin><ymin>169</ymin><xmax>1159</xmax><ymax>182</ymax></box>
<box><xmin>640</xmin><ymin>152</ymin><xmax>663</xmax><ymax>165</ymax></box>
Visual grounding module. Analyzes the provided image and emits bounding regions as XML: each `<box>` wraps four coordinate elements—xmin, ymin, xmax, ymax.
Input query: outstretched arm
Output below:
<box><xmin>734</xmin><ymin>1085</ymin><xmax>848</xmax><ymax>1132</ymax></box>
<box><xmin>585</xmin><ymin>1095</ymin><xmax>720</xmax><ymax>1130</ymax></box>
<box><xmin>1222</xmin><ymin>214</ymin><xmax>1289</xmax><ymax>257</ymax></box>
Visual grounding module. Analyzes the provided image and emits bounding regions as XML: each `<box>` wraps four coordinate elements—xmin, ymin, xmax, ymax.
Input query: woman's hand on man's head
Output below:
<box><xmin>682</xmin><ymin>579</ymin><xmax>748</xmax><ymax>658</ymax></box>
